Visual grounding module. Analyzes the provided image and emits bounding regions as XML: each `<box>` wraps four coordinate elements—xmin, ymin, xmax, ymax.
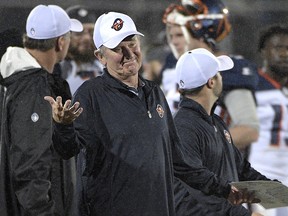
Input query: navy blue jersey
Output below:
<box><xmin>256</xmin><ymin>69</ymin><xmax>279</xmax><ymax>91</ymax></box>
<box><xmin>249</xmin><ymin>70</ymin><xmax>288</xmax><ymax>187</ymax></box>
<box><xmin>161</xmin><ymin>52</ymin><xmax>178</xmax><ymax>72</ymax></box>
<box><xmin>221</xmin><ymin>55</ymin><xmax>259</xmax><ymax>91</ymax></box>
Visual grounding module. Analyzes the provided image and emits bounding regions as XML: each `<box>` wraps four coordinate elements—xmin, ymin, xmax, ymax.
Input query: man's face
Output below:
<box><xmin>213</xmin><ymin>72</ymin><xmax>223</xmax><ymax>98</ymax></box>
<box><xmin>57</xmin><ymin>32</ymin><xmax>71</xmax><ymax>63</ymax></box>
<box><xmin>69</xmin><ymin>23</ymin><xmax>95</xmax><ymax>62</ymax></box>
<box><xmin>167</xmin><ymin>24</ymin><xmax>188</xmax><ymax>57</ymax></box>
<box><xmin>166</xmin><ymin>24</ymin><xmax>210</xmax><ymax>59</ymax></box>
<box><xmin>262</xmin><ymin>34</ymin><xmax>288</xmax><ymax>78</ymax></box>
<box><xmin>99</xmin><ymin>35</ymin><xmax>142</xmax><ymax>80</ymax></box>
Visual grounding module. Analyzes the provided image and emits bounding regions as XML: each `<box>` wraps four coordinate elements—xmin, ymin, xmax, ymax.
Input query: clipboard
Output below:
<box><xmin>231</xmin><ymin>180</ymin><xmax>288</xmax><ymax>209</ymax></box>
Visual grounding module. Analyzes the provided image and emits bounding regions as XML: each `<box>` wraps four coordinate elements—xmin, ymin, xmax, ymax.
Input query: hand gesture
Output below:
<box><xmin>228</xmin><ymin>186</ymin><xmax>261</xmax><ymax>205</ymax></box>
<box><xmin>44</xmin><ymin>96</ymin><xmax>83</xmax><ymax>125</ymax></box>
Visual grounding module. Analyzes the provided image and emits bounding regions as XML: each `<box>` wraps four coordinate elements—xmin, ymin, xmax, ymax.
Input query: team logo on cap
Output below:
<box><xmin>179</xmin><ymin>80</ymin><xmax>185</xmax><ymax>88</ymax></box>
<box><xmin>223</xmin><ymin>130</ymin><xmax>232</xmax><ymax>144</ymax></box>
<box><xmin>156</xmin><ymin>104</ymin><xmax>165</xmax><ymax>118</ymax></box>
<box><xmin>30</xmin><ymin>28</ymin><xmax>36</xmax><ymax>36</ymax></box>
<box><xmin>111</xmin><ymin>18</ymin><xmax>124</xmax><ymax>31</ymax></box>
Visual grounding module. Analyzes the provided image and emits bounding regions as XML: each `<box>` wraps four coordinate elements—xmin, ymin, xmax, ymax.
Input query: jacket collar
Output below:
<box><xmin>101</xmin><ymin>68</ymin><xmax>156</xmax><ymax>95</ymax></box>
<box><xmin>179</xmin><ymin>97</ymin><xmax>214</xmax><ymax>125</ymax></box>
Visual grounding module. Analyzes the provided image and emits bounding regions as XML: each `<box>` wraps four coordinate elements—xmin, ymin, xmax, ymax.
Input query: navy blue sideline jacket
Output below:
<box><xmin>173</xmin><ymin>97</ymin><xmax>271</xmax><ymax>216</ymax></box>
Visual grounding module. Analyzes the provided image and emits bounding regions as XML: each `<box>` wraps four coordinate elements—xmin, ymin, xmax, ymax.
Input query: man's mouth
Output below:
<box><xmin>122</xmin><ymin>59</ymin><xmax>136</xmax><ymax>66</ymax></box>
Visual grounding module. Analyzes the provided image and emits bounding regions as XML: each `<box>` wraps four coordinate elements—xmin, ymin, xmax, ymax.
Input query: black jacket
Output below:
<box><xmin>173</xmin><ymin>97</ymin><xmax>270</xmax><ymax>216</ymax></box>
<box><xmin>0</xmin><ymin>47</ymin><xmax>76</xmax><ymax>216</ymax></box>
<box><xmin>53</xmin><ymin>70</ymin><xmax>176</xmax><ymax>216</ymax></box>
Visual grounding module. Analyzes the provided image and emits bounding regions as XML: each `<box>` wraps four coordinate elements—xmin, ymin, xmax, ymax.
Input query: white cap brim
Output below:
<box><xmin>70</xmin><ymin>18</ymin><xmax>83</xmax><ymax>32</ymax></box>
<box><xmin>217</xmin><ymin>55</ymin><xmax>234</xmax><ymax>71</ymax></box>
<box><xmin>103</xmin><ymin>31</ymin><xmax>144</xmax><ymax>49</ymax></box>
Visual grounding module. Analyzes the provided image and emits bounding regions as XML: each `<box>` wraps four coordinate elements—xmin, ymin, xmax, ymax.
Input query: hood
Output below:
<box><xmin>0</xmin><ymin>47</ymin><xmax>41</xmax><ymax>79</ymax></box>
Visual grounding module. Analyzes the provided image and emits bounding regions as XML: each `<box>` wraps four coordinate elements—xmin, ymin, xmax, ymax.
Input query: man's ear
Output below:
<box><xmin>55</xmin><ymin>36</ymin><xmax>64</xmax><ymax>52</ymax></box>
<box><xmin>206</xmin><ymin>78</ymin><xmax>214</xmax><ymax>89</ymax></box>
<box><xmin>94</xmin><ymin>49</ymin><xmax>106</xmax><ymax>66</ymax></box>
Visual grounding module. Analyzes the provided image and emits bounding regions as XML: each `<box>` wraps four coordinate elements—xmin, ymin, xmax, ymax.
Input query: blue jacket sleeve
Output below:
<box><xmin>174</xmin><ymin>177</ymin><xmax>252</xmax><ymax>216</ymax></box>
<box><xmin>52</xmin><ymin>86</ymin><xmax>99</xmax><ymax>160</ymax></box>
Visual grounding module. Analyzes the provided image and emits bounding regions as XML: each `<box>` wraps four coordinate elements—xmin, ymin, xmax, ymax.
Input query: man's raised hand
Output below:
<box><xmin>44</xmin><ymin>96</ymin><xmax>83</xmax><ymax>124</ymax></box>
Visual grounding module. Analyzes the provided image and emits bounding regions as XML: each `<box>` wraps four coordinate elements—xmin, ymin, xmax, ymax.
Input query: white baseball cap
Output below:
<box><xmin>93</xmin><ymin>12</ymin><xmax>144</xmax><ymax>49</ymax></box>
<box><xmin>176</xmin><ymin>48</ymin><xmax>234</xmax><ymax>89</ymax></box>
<box><xmin>26</xmin><ymin>5</ymin><xmax>83</xmax><ymax>39</ymax></box>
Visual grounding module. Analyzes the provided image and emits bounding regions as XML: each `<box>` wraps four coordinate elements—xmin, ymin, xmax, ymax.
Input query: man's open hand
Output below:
<box><xmin>44</xmin><ymin>96</ymin><xmax>83</xmax><ymax>124</ymax></box>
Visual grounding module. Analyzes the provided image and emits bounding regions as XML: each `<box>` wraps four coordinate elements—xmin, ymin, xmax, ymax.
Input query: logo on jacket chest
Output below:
<box><xmin>156</xmin><ymin>104</ymin><xmax>165</xmax><ymax>118</ymax></box>
<box><xmin>31</xmin><ymin>112</ymin><xmax>39</xmax><ymax>122</ymax></box>
<box><xmin>223</xmin><ymin>129</ymin><xmax>232</xmax><ymax>144</ymax></box>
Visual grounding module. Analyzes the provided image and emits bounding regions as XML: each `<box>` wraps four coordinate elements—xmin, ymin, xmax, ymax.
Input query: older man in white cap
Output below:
<box><xmin>45</xmin><ymin>11</ymin><xmax>179</xmax><ymax>216</ymax></box>
<box><xmin>173</xmin><ymin>48</ymin><xmax>275</xmax><ymax>216</ymax></box>
<box><xmin>0</xmin><ymin>4</ymin><xmax>82</xmax><ymax>216</ymax></box>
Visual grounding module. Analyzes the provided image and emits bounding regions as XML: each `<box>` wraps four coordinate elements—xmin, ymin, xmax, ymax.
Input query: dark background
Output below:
<box><xmin>0</xmin><ymin>0</ymin><xmax>287</xmax><ymax>66</ymax></box>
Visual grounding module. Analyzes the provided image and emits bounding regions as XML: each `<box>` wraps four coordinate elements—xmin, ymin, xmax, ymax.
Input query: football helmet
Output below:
<box><xmin>163</xmin><ymin>0</ymin><xmax>231</xmax><ymax>44</ymax></box>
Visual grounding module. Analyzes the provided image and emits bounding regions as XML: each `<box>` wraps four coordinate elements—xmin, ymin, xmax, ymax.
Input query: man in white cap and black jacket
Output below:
<box><xmin>172</xmin><ymin>48</ymin><xmax>279</xmax><ymax>216</ymax></box>
<box><xmin>45</xmin><ymin>12</ymin><xmax>258</xmax><ymax>216</ymax></box>
<box><xmin>0</xmin><ymin>4</ymin><xmax>83</xmax><ymax>216</ymax></box>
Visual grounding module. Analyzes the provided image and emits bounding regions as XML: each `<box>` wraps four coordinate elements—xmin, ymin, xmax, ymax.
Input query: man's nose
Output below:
<box><xmin>122</xmin><ymin>47</ymin><xmax>134</xmax><ymax>59</ymax></box>
<box><xmin>170</xmin><ymin>36</ymin><xmax>179</xmax><ymax>45</ymax></box>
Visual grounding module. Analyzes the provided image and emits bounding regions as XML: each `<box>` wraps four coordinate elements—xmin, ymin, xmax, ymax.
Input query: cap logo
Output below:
<box><xmin>30</xmin><ymin>28</ymin><xmax>36</xmax><ymax>36</ymax></box>
<box><xmin>156</xmin><ymin>104</ymin><xmax>165</xmax><ymax>118</ymax></box>
<box><xmin>179</xmin><ymin>80</ymin><xmax>185</xmax><ymax>88</ymax></box>
<box><xmin>111</xmin><ymin>18</ymin><xmax>124</xmax><ymax>31</ymax></box>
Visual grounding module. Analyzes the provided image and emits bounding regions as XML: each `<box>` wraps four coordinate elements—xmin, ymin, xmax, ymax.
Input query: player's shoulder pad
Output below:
<box><xmin>221</xmin><ymin>55</ymin><xmax>259</xmax><ymax>91</ymax></box>
<box><xmin>256</xmin><ymin>70</ymin><xmax>279</xmax><ymax>91</ymax></box>
<box><xmin>161</xmin><ymin>52</ymin><xmax>177</xmax><ymax>71</ymax></box>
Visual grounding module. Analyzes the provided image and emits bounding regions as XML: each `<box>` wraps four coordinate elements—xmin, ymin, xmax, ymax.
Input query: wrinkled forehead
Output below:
<box><xmin>100</xmin><ymin>35</ymin><xmax>140</xmax><ymax>53</ymax></box>
<box><xmin>116</xmin><ymin>35</ymin><xmax>139</xmax><ymax>45</ymax></box>
<box><xmin>123</xmin><ymin>34</ymin><xmax>138</xmax><ymax>41</ymax></box>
